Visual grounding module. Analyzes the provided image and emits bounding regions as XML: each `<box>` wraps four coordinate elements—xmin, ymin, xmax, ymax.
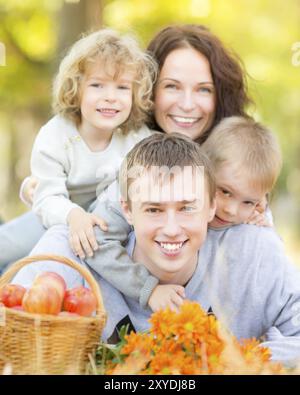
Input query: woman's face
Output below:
<box><xmin>154</xmin><ymin>47</ymin><xmax>216</xmax><ymax>140</ymax></box>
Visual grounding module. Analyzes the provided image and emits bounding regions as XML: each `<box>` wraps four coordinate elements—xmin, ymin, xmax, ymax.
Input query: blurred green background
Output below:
<box><xmin>0</xmin><ymin>0</ymin><xmax>299</xmax><ymax>263</ymax></box>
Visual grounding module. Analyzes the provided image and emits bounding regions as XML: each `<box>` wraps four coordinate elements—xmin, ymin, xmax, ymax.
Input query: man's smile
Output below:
<box><xmin>155</xmin><ymin>240</ymin><xmax>188</xmax><ymax>256</ymax></box>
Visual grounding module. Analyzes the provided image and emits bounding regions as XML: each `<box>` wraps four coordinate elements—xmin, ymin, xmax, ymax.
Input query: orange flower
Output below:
<box><xmin>239</xmin><ymin>338</ymin><xmax>271</xmax><ymax>363</ymax></box>
<box><xmin>149</xmin><ymin>308</ymin><xmax>177</xmax><ymax>340</ymax></box>
<box><xmin>121</xmin><ymin>332</ymin><xmax>154</xmax><ymax>358</ymax></box>
<box><xmin>105</xmin><ymin>301</ymin><xmax>285</xmax><ymax>375</ymax></box>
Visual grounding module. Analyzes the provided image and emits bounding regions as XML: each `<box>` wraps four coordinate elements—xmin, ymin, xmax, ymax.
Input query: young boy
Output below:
<box><xmin>12</xmin><ymin>133</ymin><xmax>300</xmax><ymax>363</ymax></box>
<box><xmin>202</xmin><ymin>116</ymin><xmax>281</xmax><ymax>230</ymax></box>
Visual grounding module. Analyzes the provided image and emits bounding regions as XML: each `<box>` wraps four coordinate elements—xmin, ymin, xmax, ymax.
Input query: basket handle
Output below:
<box><xmin>0</xmin><ymin>254</ymin><xmax>105</xmax><ymax>316</ymax></box>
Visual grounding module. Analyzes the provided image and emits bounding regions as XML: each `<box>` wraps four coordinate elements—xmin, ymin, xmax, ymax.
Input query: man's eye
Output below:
<box><xmin>181</xmin><ymin>206</ymin><xmax>194</xmax><ymax>212</ymax></box>
<box><xmin>244</xmin><ymin>201</ymin><xmax>255</xmax><ymax>206</ymax></box>
<box><xmin>146</xmin><ymin>208</ymin><xmax>161</xmax><ymax>213</ymax></box>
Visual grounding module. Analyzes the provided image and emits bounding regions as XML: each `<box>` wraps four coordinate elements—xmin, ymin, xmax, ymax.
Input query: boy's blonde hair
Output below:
<box><xmin>52</xmin><ymin>29</ymin><xmax>157</xmax><ymax>133</ymax></box>
<box><xmin>119</xmin><ymin>133</ymin><xmax>216</xmax><ymax>207</ymax></box>
<box><xmin>201</xmin><ymin>116</ymin><xmax>282</xmax><ymax>193</ymax></box>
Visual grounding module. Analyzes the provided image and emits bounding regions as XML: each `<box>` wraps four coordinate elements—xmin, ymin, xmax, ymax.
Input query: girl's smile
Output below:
<box><xmin>79</xmin><ymin>62</ymin><xmax>134</xmax><ymax>142</ymax></box>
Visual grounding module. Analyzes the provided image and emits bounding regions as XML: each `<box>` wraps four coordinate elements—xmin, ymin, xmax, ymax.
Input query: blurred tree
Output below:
<box><xmin>0</xmin><ymin>0</ymin><xmax>103</xmax><ymax>218</ymax></box>
<box><xmin>58</xmin><ymin>0</ymin><xmax>103</xmax><ymax>59</ymax></box>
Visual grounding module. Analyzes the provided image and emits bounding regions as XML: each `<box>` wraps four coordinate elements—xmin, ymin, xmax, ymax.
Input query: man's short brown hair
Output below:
<box><xmin>119</xmin><ymin>133</ymin><xmax>216</xmax><ymax>206</ymax></box>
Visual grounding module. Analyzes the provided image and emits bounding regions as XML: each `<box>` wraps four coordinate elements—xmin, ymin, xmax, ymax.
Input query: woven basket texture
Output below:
<box><xmin>0</xmin><ymin>255</ymin><xmax>106</xmax><ymax>375</ymax></box>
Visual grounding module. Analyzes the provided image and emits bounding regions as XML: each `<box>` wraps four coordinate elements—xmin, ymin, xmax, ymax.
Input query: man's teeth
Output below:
<box><xmin>172</xmin><ymin>116</ymin><xmax>198</xmax><ymax>124</ymax></box>
<box><xmin>159</xmin><ymin>242</ymin><xmax>183</xmax><ymax>251</ymax></box>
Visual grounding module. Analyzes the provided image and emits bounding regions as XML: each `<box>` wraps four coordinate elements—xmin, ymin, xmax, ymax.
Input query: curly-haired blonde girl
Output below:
<box><xmin>1</xmin><ymin>28</ymin><xmax>157</xmax><ymax>263</ymax></box>
<box><xmin>53</xmin><ymin>28</ymin><xmax>156</xmax><ymax>133</ymax></box>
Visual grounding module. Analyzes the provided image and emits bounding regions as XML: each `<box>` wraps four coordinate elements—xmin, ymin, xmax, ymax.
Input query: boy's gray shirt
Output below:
<box><xmin>96</xmin><ymin>224</ymin><xmax>300</xmax><ymax>334</ymax></box>
<box><xmin>92</xmin><ymin>226</ymin><xmax>300</xmax><ymax>363</ymax></box>
<box><xmin>85</xmin><ymin>181</ymin><xmax>280</xmax><ymax>308</ymax></box>
<box><xmin>12</xmin><ymin>220</ymin><xmax>300</xmax><ymax>363</ymax></box>
<box><xmin>86</xmin><ymin>183</ymin><xmax>300</xmax><ymax>352</ymax></box>
<box><xmin>12</xmin><ymin>199</ymin><xmax>300</xmax><ymax>361</ymax></box>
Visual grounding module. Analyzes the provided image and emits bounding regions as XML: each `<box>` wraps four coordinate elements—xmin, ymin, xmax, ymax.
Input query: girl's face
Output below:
<box><xmin>154</xmin><ymin>47</ymin><xmax>216</xmax><ymax>140</ymax></box>
<box><xmin>80</xmin><ymin>61</ymin><xmax>134</xmax><ymax>136</ymax></box>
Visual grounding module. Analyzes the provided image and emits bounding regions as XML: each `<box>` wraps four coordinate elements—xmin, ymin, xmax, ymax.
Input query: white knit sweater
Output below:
<box><xmin>31</xmin><ymin>115</ymin><xmax>152</xmax><ymax>228</ymax></box>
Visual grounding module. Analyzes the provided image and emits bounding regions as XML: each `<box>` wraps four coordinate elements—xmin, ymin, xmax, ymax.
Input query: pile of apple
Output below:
<box><xmin>0</xmin><ymin>272</ymin><xmax>97</xmax><ymax>317</ymax></box>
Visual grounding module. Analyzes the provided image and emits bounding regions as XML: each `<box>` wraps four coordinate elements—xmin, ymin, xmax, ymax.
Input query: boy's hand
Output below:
<box><xmin>67</xmin><ymin>207</ymin><xmax>108</xmax><ymax>259</ymax></box>
<box><xmin>245</xmin><ymin>209</ymin><xmax>272</xmax><ymax>227</ymax></box>
<box><xmin>256</xmin><ymin>195</ymin><xmax>268</xmax><ymax>214</ymax></box>
<box><xmin>245</xmin><ymin>196</ymin><xmax>272</xmax><ymax>227</ymax></box>
<box><xmin>148</xmin><ymin>284</ymin><xmax>185</xmax><ymax>312</ymax></box>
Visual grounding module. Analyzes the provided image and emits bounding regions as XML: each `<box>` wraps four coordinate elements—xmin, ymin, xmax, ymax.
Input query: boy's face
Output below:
<box><xmin>209</xmin><ymin>162</ymin><xmax>266</xmax><ymax>228</ymax></box>
<box><xmin>80</xmin><ymin>61</ymin><xmax>134</xmax><ymax>136</ymax></box>
<box><xmin>121</xmin><ymin>167</ymin><xmax>216</xmax><ymax>284</ymax></box>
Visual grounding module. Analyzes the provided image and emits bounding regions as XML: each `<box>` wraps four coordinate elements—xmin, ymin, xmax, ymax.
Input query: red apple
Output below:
<box><xmin>34</xmin><ymin>272</ymin><xmax>66</xmax><ymax>299</ymax></box>
<box><xmin>22</xmin><ymin>282</ymin><xmax>63</xmax><ymax>315</ymax></box>
<box><xmin>63</xmin><ymin>286</ymin><xmax>97</xmax><ymax>317</ymax></box>
<box><xmin>0</xmin><ymin>284</ymin><xmax>26</xmax><ymax>307</ymax></box>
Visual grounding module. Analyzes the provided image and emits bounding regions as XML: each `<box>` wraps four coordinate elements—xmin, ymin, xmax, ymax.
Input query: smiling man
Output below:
<box><xmin>120</xmin><ymin>160</ymin><xmax>215</xmax><ymax>288</ymax></box>
<box><xmin>12</xmin><ymin>133</ymin><xmax>300</xmax><ymax>362</ymax></box>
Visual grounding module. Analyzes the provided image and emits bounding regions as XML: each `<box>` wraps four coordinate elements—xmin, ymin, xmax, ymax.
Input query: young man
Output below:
<box><xmin>84</xmin><ymin>116</ymin><xmax>282</xmax><ymax>312</ymax></box>
<box><xmin>12</xmin><ymin>133</ymin><xmax>300</xmax><ymax>362</ymax></box>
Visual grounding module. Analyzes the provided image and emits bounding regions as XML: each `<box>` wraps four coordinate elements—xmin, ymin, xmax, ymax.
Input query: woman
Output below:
<box><xmin>0</xmin><ymin>24</ymin><xmax>251</xmax><ymax>270</ymax></box>
<box><xmin>147</xmin><ymin>24</ymin><xmax>250</xmax><ymax>142</ymax></box>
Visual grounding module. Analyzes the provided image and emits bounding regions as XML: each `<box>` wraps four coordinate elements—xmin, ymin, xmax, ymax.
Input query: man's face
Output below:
<box><xmin>121</xmin><ymin>167</ymin><xmax>216</xmax><ymax>284</ymax></box>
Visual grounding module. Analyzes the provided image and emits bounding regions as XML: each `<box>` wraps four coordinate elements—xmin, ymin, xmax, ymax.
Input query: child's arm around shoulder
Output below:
<box><xmin>84</xmin><ymin>181</ymin><xmax>159</xmax><ymax>308</ymax></box>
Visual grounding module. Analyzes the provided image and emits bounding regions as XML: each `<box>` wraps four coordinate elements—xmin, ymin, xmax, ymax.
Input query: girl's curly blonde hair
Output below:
<box><xmin>52</xmin><ymin>28</ymin><xmax>157</xmax><ymax>133</ymax></box>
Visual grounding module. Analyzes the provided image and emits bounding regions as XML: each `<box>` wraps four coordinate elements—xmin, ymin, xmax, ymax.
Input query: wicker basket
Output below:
<box><xmin>0</xmin><ymin>254</ymin><xmax>106</xmax><ymax>375</ymax></box>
